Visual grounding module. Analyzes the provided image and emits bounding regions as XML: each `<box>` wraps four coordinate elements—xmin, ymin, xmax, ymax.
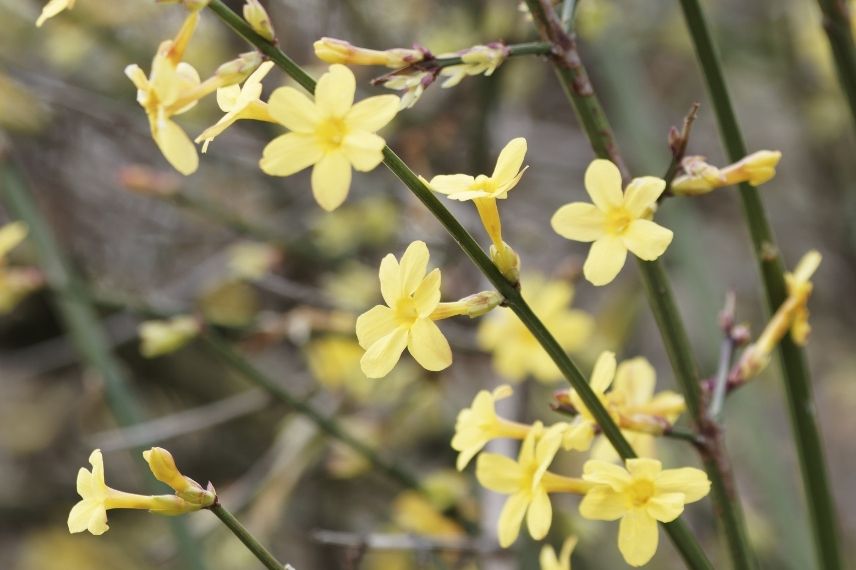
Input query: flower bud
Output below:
<box><xmin>143</xmin><ymin>447</ymin><xmax>216</xmax><ymax>507</ymax></box>
<box><xmin>243</xmin><ymin>0</ymin><xmax>275</xmax><ymax>41</ymax></box>
<box><xmin>313</xmin><ymin>37</ymin><xmax>424</xmax><ymax>68</ymax></box>
<box><xmin>215</xmin><ymin>51</ymin><xmax>263</xmax><ymax>85</ymax></box>
<box><xmin>670</xmin><ymin>156</ymin><xmax>724</xmax><ymax>196</ymax></box>
<box><xmin>721</xmin><ymin>150</ymin><xmax>781</xmax><ymax>187</ymax></box>
<box><xmin>490</xmin><ymin>241</ymin><xmax>520</xmax><ymax>284</ymax></box>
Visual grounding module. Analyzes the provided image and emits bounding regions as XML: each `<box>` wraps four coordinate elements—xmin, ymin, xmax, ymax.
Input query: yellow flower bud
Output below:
<box><xmin>721</xmin><ymin>150</ymin><xmax>782</xmax><ymax>186</ymax></box>
<box><xmin>243</xmin><ymin>0</ymin><xmax>275</xmax><ymax>41</ymax></box>
<box><xmin>138</xmin><ymin>315</ymin><xmax>200</xmax><ymax>358</ymax></box>
<box><xmin>490</xmin><ymin>241</ymin><xmax>521</xmax><ymax>284</ymax></box>
<box><xmin>671</xmin><ymin>151</ymin><xmax>782</xmax><ymax>196</ymax></box>
<box><xmin>430</xmin><ymin>291</ymin><xmax>504</xmax><ymax>320</ymax></box>
<box><xmin>313</xmin><ymin>37</ymin><xmax>424</xmax><ymax>68</ymax></box>
<box><xmin>143</xmin><ymin>447</ymin><xmax>216</xmax><ymax>507</ymax></box>
<box><xmin>215</xmin><ymin>51</ymin><xmax>264</xmax><ymax>85</ymax></box>
<box><xmin>670</xmin><ymin>156</ymin><xmax>724</xmax><ymax>196</ymax></box>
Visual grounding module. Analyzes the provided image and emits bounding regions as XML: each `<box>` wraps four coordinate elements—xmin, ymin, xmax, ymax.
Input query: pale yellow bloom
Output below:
<box><xmin>138</xmin><ymin>315</ymin><xmax>200</xmax><ymax>358</ymax></box>
<box><xmin>197</xmin><ymin>61</ymin><xmax>275</xmax><ymax>152</ymax></box>
<box><xmin>314</xmin><ymin>37</ymin><xmax>425</xmax><ymax>69</ymax></box>
<box><xmin>356</xmin><ymin>241</ymin><xmax>451</xmax><ymax>378</ymax></box>
<box><xmin>579</xmin><ymin>458</ymin><xmax>710</xmax><ymax>567</ymax></box>
<box><xmin>551</xmin><ymin>159</ymin><xmax>673</xmax><ymax>286</ymax></box>
<box><xmin>243</xmin><ymin>0</ymin><xmax>275</xmax><ymax>41</ymax></box>
<box><xmin>671</xmin><ymin>151</ymin><xmax>782</xmax><ymax>196</ymax></box>
<box><xmin>439</xmin><ymin>44</ymin><xmax>508</xmax><ymax>88</ymax></box>
<box><xmin>392</xmin><ymin>492</ymin><xmax>464</xmax><ymax>538</ymax></box>
<box><xmin>260</xmin><ymin>64</ymin><xmax>400</xmax><ymax>211</ymax></box>
<box><xmin>540</xmin><ymin>536</ymin><xmax>578</xmax><ymax>570</ymax></box>
<box><xmin>36</xmin><ymin>0</ymin><xmax>76</xmax><ymax>27</ymax></box>
<box><xmin>451</xmin><ymin>385</ymin><xmax>531</xmax><ymax>470</ymax></box>
<box><xmin>477</xmin><ymin>274</ymin><xmax>593</xmax><ymax>383</ymax></box>
<box><xmin>476</xmin><ymin>425</ymin><xmax>588</xmax><ymax>547</ymax></box>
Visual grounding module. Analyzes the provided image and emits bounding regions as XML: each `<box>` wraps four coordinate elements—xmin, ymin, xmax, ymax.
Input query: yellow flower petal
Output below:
<box><xmin>259</xmin><ymin>132</ymin><xmax>323</xmax><ymax>176</ymax></box>
<box><xmin>579</xmin><ymin>486</ymin><xmax>626</xmax><ymax>520</ymax></box>
<box><xmin>623</xmin><ymin>176</ymin><xmax>666</xmax><ymax>217</ymax></box>
<box><xmin>583</xmin><ymin>236</ymin><xmax>627</xmax><ymax>286</ymax></box>
<box><xmin>355</xmin><ymin>305</ymin><xmax>398</xmax><ymax>349</ymax></box>
<box><xmin>346</xmin><ymin>94</ymin><xmax>400</xmax><ymax>132</ymax></box>
<box><xmin>412</xmin><ymin>268</ymin><xmax>441</xmax><ymax>317</ymax></box>
<box><xmin>216</xmin><ymin>84</ymin><xmax>242</xmax><ymax>111</ymax></box>
<box><xmin>645</xmin><ymin>492</ymin><xmax>685</xmax><ymax>522</ymax></box>
<box><xmin>655</xmin><ymin>467</ymin><xmax>710</xmax><ymax>503</ymax></box>
<box><xmin>613</xmin><ymin>357</ymin><xmax>656</xmax><ymax>405</ymax></box>
<box><xmin>342</xmin><ymin>132</ymin><xmax>386</xmax><ymax>171</ymax></box>
<box><xmin>491</xmin><ymin>137</ymin><xmax>527</xmax><ymax>187</ymax></box>
<box><xmin>316</xmin><ymin>64</ymin><xmax>355</xmax><ymax>117</ymax></box>
<box><xmin>407</xmin><ymin>318</ymin><xmax>451</xmax><ymax>371</ymax></box>
<box><xmin>584</xmin><ymin>159</ymin><xmax>624</xmax><ymax>211</ymax></box>
<box><xmin>590</xmin><ymin>351</ymin><xmax>616</xmax><ymax>393</ymax></box>
<box><xmin>626</xmin><ymin>458</ymin><xmax>661</xmax><ymax>480</ymax></box>
<box><xmin>621</xmin><ymin>219</ymin><xmax>673</xmax><ymax>261</ymax></box>
<box><xmin>399</xmin><ymin>240</ymin><xmax>430</xmax><ymax>295</ymax></box>
<box><xmin>476</xmin><ymin>453</ymin><xmax>523</xmax><ymax>493</ymax></box>
<box><xmin>550</xmin><ymin>202</ymin><xmax>607</xmax><ymax>242</ymax></box>
<box><xmin>378</xmin><ymin>252</ymin><xmax>401</xmax><ymax>306</ymax></box>
<box><xmin>526</xmin><ymin>488</ymin><xmax>553</xmax><ymax>540</ymax></box>
<box><xmin>153</xmin><ymin>118</ymin><xmax>198</xmax><ymax>175</ymax></box>
<box><xmin>360</xmin><ymin>327</ymin><xmax>408</xmax><ymax>378</ymax></box>
<box><xmin>498</xmin><ymin>491</ymin><xmax>529</xmax><ymax>547</ymax></box>
<box><xmin>618</xmin><ymin>508</ymin><xmax>659</xmax><ymax>567</ymax></box>
<box><xmin>67</xmin><ymin>499</ymin><xmax>108</xmax><ymax>535</ymax></box>
<box><xmin>583</xmin><ymin>459</ymin><xmax>631</xmax><ymax>490</ymax></box>
<box><xmin>267</xmin><ymin>86</ymin><xmax>321</xmax><ymax>131</ymax></box>
<box><xmin>311</xmin><ymin>151</ymin><xmax>352</xmax><ymax>211</ymax></box>
<box><xmin>429</xmin><ymin>174</ymin><xmax>477</xmax><ymax>196</ymax></box>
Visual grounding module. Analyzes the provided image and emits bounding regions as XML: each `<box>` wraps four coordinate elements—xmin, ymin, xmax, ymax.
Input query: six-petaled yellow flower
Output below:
<box><xmin>579</xmin><ymin>458</ymin><xmax>710</xmax><ymax>567</ymax></box>
<box><xmin>551</xmin><ymin>159</ymin><xmax>673</xmax><ymax>286</ymax></box>
<box><xmin>260</xmin><ymin>64</ymin><xmax>400</xmax><ymax>211</ymax></box>
<box><xmin>478</xmin><ymin>274</ymin><xmax>593</xmax><ymax>383</ymax></box>
<box><xmin>356</xmin><ymin>240</ymin><xmax>451</xmax><ymax>378</ymax></box>
<box><xmin>451</xmin><ymin>385</ymin><xmax>531</xmax><ymax>470</ymax></box>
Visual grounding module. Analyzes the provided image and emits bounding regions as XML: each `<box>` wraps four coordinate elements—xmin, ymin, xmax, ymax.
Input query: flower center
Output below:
<box><xmin>605</xmin><ymin>207</ymin><xmax>632</xmax><ymax>235</ymax></box>
<box><xmin>627</xmin><ymin>478</ymin><xmax>655</xmax><ymax>507</ymax></box>
<box><xmin>472</xmin><ymin>175</ymin><xmax>497</xmax><ymax>195</ymax></box>
<box><xmin>394</xmin><ymin>296</ymin><xmax>419</xmax><ymax>327</ymax></box>
<box><xmin>315</xmin><ymin>117</ymin><xmax>347</xmax><ymax>151</ymax></box>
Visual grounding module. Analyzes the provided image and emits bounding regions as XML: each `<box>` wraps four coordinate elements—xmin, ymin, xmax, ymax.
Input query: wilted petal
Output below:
<box><xmin>551</xmin><ymin>203</ymin><xmax>607</xmax><ymax>242</ymax></box>
<box><xmin>622</xmin><ymin>219</ymin><xmax>673</xmax><ymax>261</ymax></box>
<box><xmin>583</xmin><ymin>236</ymin><xmax>627</xmax><ymax>286</ymax></box>
<box><xmin>311</xmin><ymin>151</ymin><xmax>352</xmax><ymax>211</ymax></box>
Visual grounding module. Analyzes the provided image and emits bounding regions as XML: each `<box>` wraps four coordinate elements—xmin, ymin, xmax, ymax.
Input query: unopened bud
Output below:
<box><xmin>490</xmin><ymin>241</ymin><xmax>520</xmax><ymax>284</ymax></box>
<box><xmin>670</xmin><ymin>156</ymin><xmax>724</xmax><ymax>196</ymax></box>
<box><xmin>143</xmin><ymin>447</ymin><xmax>216</xmax><ymax>507</ymax></box>
<box><xmin>721</xmin><ymin>150</ymin><xmax>781</xmax><ymax>187</ymax></box>
<box><xmin>243</xmin><ymin>0</ymin><xmax>275</xmax><ymax>41</ymax></box>
<box><xmin>215</xmin><ymin>51</ymin><xmax>263</xmax><ymax>85</ymax></box>
<box><xmin>313</xmin><ymin>37</ymin><xmax>424</xmax><ymax>68</ymax></box>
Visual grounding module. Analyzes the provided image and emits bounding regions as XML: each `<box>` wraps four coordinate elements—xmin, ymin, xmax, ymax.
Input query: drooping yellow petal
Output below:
<box><xmin>346</xmin><ymin>94</ymin><xmax>400</xmax><ymax>132</ymax></box>
<box><xmin>584</xmin><ymin>159</ymin><xmax>624</xmax><ymax>211</ymax></box>
<box><xmin>360</xmin><ymin>327</ymin><xmax>408</xmax><ymax>378</ymax></box>
<box><xmin>578</xmin><ymin>485</ymin><xmax>626</xmax><ymax>520</ymax></box>
<box><xmin>623</xmin><ymin>176</ymin><xmax>666</xmax><ymax>217</ymax></box>
<box><xmin>550</xmin><ymin>203</ymin><xmax>607</xmax><ymax>242</ymax></box>
<box><xmin>407</xmin><ymin>318</ymin><xmax>452</xmax><ymax>371</ymax></box>
<box><xmin>526</xmin><ymin>488</ymin><xmax>553</xmax><ymax>540</ymax></box>
<box><xmin>342</xmin><ymin>132</ymin><xmax>386</xmax><ymax>171</ymax></box>
<box><xmin>153</xmin><ymin>118</ymin><xmax>198</xmax><ymax>175</ymax></box>
<box><xmin>267</xmin><ymin>86</ymin><xmax>321</xmax><ymax>132</ymax></box>
<box><xmin>355</xmin><ymin>305</ymin><xmax>398</xmax><ymax>348</ymax></box>
<box><xmin>398</xmin><ymin>240</ymin><xmax>430</xmax><ymax>296</ymax></box>
<box><xmin>315</xmin><ymin>64</ymin><xmax>355</xmax><ymax>117</ymax></box>
<box><xmin>311</xmin><ymin>151</ymin><xmax>352</xmax><ymax>211</ymax></box>
<box><xmin>259</xmin><ymin>132</ymin><xmax>323</xmax><ymax>176</ymax></box>
<box><xmin>621</xmin><ymin>219</ymin><xmax>673</xmax><ymax>261</ymax></box>
<box><xmin>583</xmin><ymin>236</ymin><xmax>627</xmax><ymax>286</ymax></box>
<box><xmin>590</xmin><ymin>350</ymin><xmax>616</xmax><ymax>393</ymax></box>
<box><xmin>497</xmin><ymin>492</ymin><xmax>529</xmax><ymax>547</ymax></box>
<box><xmin>491</xmin><ymin>137</ymin><xmax>527</xmax><ymax>187</ymax></box>
<box><xmin>618</xmin><ymin>508</ymin><xmax>659</xmax><ymax>567</ymax></box>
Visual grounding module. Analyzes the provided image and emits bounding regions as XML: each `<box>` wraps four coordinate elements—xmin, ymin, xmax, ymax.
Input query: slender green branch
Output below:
<box><xmin>209</xmin><ymin>503</ymin><xmax>287</xmax><ymax>570</ymax></box>
<box><xmin>815</xmin><ymin>0</ymin><xmax>856</xmax><ymax>135</ymax></box>
<box><xmin>0</xmin><ymin>161</ymin><xmax>207</xmax><ymax>570</ymax></box>
<box><xmin>676</xmin><ymin>1</ymin><xmax>842</xmax><ymax>568</ymax></box>
<box><xmin>205</xmin><ymin>2</ymin><xmax>712</xmax><ymax>566</ymax></box>
<box><xmin>560</xmin><ymin>0</ymin><xmax>577</xmax><ymax>33</ymax></box>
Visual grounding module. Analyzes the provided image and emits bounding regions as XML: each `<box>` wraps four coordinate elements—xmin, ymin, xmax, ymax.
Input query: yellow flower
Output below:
<box><xmin>477</xmin><ymin>274</ymin><xmax>593</xmax><ymax>383</ymax></box>
<box><xmin>260</xmin><ymin>64</ymin><xmax>400</xmax><ymax>211</ymax></box>
<box><xmin>392</xmin><ymin>492</ymin><xmax>464</xmax><ymax>538</ymax></box>
<box><xmin>68</xmin><ymin>449</ymin><xmax>210</xmax><ymax>536</ymax></box>
<box><xmin>226</xmin><ymin>241</ymin><xmax>280</xmax><ymax>281</ymax></box>
<box><xmin>243</xmin><ymin>0</ymin><xmax>275</xmax><ymax>41</ymax></box>
<box><xmin>579</xmin><ymin>458</ymin><xmax>710</xmax><ymax>567</ymax></box>
<box><xmin>313</xmin><ymin>37</ymin><xmax>425</xmax><ymax>69</ymax></box>
<box><xmin>138</xmin><ymin>315</ymin><xmax>200</xmax><ymax>358</ymax></box>
<box><xmin>36</xmin><ymin>0</ymin><xmax>75</xmax><ymax>27</ymax></box>
<box><xmin>476</xmin><ymin>425</ymin><xmax>589</xmax><ymax>547</ymax></box>
<box><xmin>551</xmin><ymin>159</ymin><xmax>673</xmax><ymax>286</ymax></box>
<box><xmin>439</xmin><ymin>44</ymin><xmax>508</xmax><ymax>88</ymax></box>
<box><xmin>451</xmin><ymin>385</ymin><xmax>531</xmax><ymax>470</ymax></box>
<box><xmin>355</xmin><ymin>240</ymin><xmax>451</xmax><ymax>378</ymax></box>
<box><xmin>559</xmin><ymin>351</ymin><xmax>618</xmax><ymax>452</ymax></box>
<box><xmin>540</xmin><ymin>536</ymin><xmax>578</xmax><ymax>570</ymax></box>
<box><xmin>196</xmin><ymin>61</ymin><xmax>275</xmax><ymax>152</ymax></box>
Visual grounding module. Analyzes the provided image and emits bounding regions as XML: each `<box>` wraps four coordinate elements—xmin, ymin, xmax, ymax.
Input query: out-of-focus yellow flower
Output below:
<box><xmin>579</xmin><ymin>458</ymin><xmax>710</xmax><ymax>567</ymax></box>
<box><xmin>356</xmin><ymin>241</ymin><xmax>451</xmax><ymax>378</ymax></box>
<box><xmin>438</xmin><ymin>44</ymin><xmax>508</xmax><ymax>88</ymax></box>
<box><xmin>314</xmin><ymin>37</ymin><xmax>425</xmax><ymax>69</ymax></box>
<box><xmin>243</xmin><ymin>0</ymin><xmax>275</xmax><ymax>41</ymax></box>
<box><xmin>671</xmin><ymin>151</ymin><xmax>782</xmax><ymax>196</ymax></box>
<box><xmin>738</xmin><ymin>250</ymin><xmax>821</xmax><ymax>379</ymax></box>
<box><xmin>477</xmin><ymin>274</ymin><xmax>593</xmax><ymax>383</ymax></box>
<box><xmin>551</xmin><ymin>159</ymin><xmax>673</xmax><ymax>286</ymax></box>
<box><xmin>476</xmin><ymin>424</ymin><xmax>588</xmax><ymax>547</ymax></box>
<box><xmin>197</xmin><ymin>61</ymin><xmax>275</xmax><ymax>152</ymax></box>
<box><xmin>305</xmin><ymin>336</ymin><xmax>375</xmax><ymax>399</ymax></box>
<box><xmin>0</xmin><ymin>222</ymin><xmax>41</xmax><ymax>314</ymax></box>
<box><xmin>226</xmin><ymin>241</ymin><xmax>280</xmax><ymax>281</ymax></box>
<box><xmin>36</xmin><ymin>0</ymin><xmax>75</xmax><ymax>27</ymax></box>
<box><xmin>451</xmin><ymin>385</ymin><xmax>531</xmax><ymax>470</ymax></box>
<box><xmin>260</xmin><ymin>64</ymin><xmax>400</xmax><ymax>211</ymax></box>
<box><xmin>68</xmin><ymin>449</ymin><xmax>212</xmax><ymax>536</ymax></box>
<box><xmin>138</xmin><ymin>315</ymin><xmax>200</xmax><ymax>358</ymax></box>
<box><xmin>392</xmin><ymin>492</ymin><xmax>464</xmax><ymax>538</ymax></box>
<box><xmin>540</xmin><ymin>536</ymin><xmax>578</xmax><ymax>570</ymax></box>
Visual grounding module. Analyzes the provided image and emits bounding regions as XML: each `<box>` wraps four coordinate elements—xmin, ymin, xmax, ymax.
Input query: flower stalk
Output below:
<box><xmin>209</xmin><ymin>503</ymin><xmax>287</xmax><ymax>570</ymax></box>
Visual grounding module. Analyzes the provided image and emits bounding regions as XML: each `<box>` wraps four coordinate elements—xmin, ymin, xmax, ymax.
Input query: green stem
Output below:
<box><xmin>209</xmin><ymin>503</ymin><xmax>286</xmax><ymax>570</ymax></box>
<box><xmin>0</xmin><ymin>161</ymin><xmax>208</xmax><ymax>570</ymax></box>
<box><xmin>205</xmin><ymin>2</ymin><xmax>711</xmax><ymax>566</ymax></box>
<box><xmin>676</xmin><ymin>1</ymin><xmax>842</xmax><ymax>568</ymax></box>
<box><xmin>815</xmin><ymin>0</ymin><xmax>856</xmax><ymax>136</ymax></box>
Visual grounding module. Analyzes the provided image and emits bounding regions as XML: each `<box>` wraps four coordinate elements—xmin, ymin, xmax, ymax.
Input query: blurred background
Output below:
<box><xmin>1</xmin><ymin>0</ymin><xmax>854</xmax><ymax>568</ymax></box>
